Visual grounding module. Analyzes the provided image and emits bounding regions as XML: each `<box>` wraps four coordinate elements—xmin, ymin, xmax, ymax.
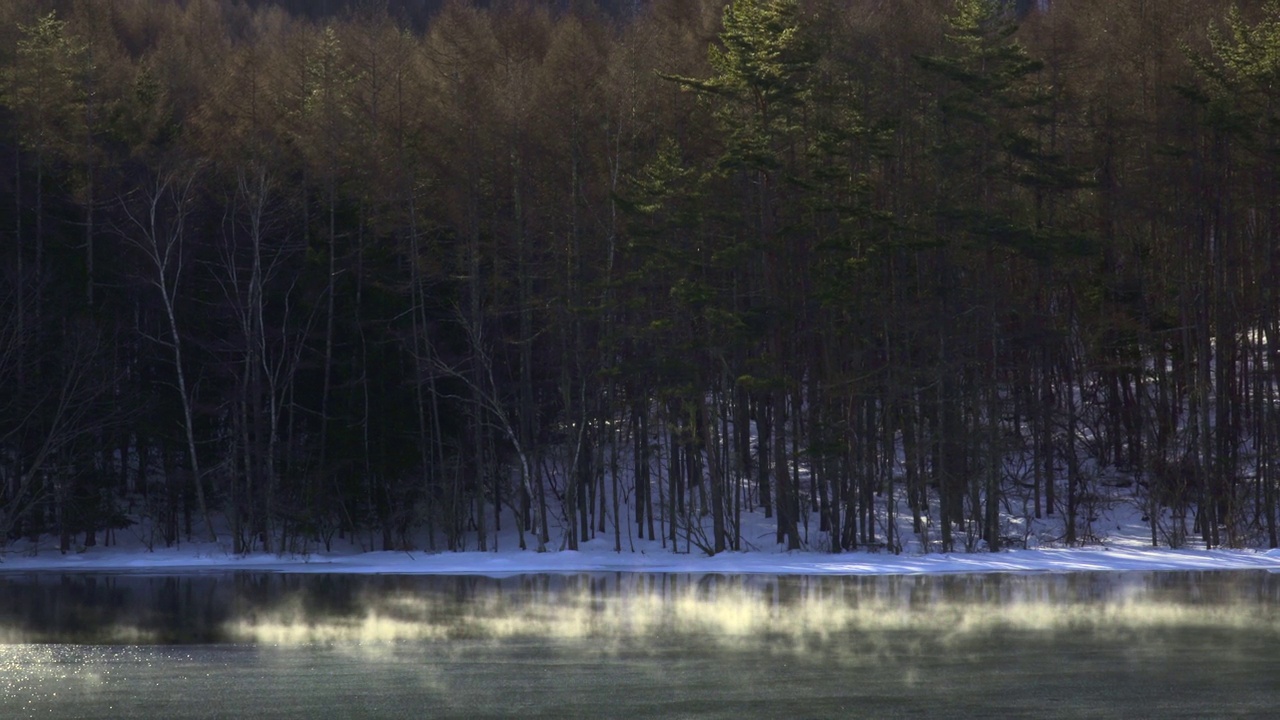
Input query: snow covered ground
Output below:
<box><xmin>2</xmin><ymin>512</ymin><xmax>1279</xmax><ymax>577</ymax></box>
<box><xmin>2</xmin><ymin>541</ymin><xmax>1277</xmax><ymax>576</ymax></box>
<box><xmin>10</xmin><ymin>370</ymin><xmax>1280</xmax><ymax>577</ymax></box>
<box><xmin>4</xmin><ymin>463</ymin><xmax>1280</xmax><ymax>576</ymax></box>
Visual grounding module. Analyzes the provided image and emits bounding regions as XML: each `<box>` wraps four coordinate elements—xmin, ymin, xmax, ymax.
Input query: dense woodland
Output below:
<box><xmin>2</xmin><ymin>0</ymin><xmax>1279</xmax><ymax>556</ymax></box>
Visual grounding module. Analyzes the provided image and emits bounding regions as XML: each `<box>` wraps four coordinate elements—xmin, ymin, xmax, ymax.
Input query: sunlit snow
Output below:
<box><xmin>2</xmin><ymin>534</ymin><xmax>1277</xmax><ymax>577</ymax></box>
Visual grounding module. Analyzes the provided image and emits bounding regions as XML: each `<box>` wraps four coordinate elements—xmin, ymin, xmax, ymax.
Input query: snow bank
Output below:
<box><xmin>2</xmin><ymin>539</ymin><xmax>1278</xmax><ymax>576</ymax></box>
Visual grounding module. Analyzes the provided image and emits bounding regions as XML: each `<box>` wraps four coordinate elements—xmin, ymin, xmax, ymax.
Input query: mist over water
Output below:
<box><xmin>220</xmin><ymin>571</ymin><xmax>1280</xmax><ymax>652</ymax></box>
<box><xmin>2</xmin><ymin>571</ymin><xmax>1278</xmax><ymax>718</ymax></box>
<box><xmin>0</xmin><ymin>570</ymin><xmax>1274</xmax><ymax>644</ymax></box>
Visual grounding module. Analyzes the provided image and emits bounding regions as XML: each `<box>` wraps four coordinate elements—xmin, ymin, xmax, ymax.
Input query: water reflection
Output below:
<box><xmin>1</xmin><ymin>571</ymin><xmax>1278</xmax><ymax>719</ymax></box>
<box><xmin>0</xmin><ymin>571</ymin><xmax>1276</xmax><ymax>650</ymax></box>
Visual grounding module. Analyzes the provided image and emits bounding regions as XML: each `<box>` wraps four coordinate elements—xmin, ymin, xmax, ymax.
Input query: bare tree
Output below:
<box><xmin>116</xmin><ymin>162</ymin><xmax>217</xmax><ymax>543</ymax></box>
<box><xmin>428</xmin><ymin>305</ymin><xmax>547</xmax><ymax>553</ymax></box>
<box><xmin>0</xmin><ymin>297</ymin><xmax>122</xmax><ymax>551</ymax></box>
<box><xmin>212</xmin><ymin>162</ymin><xmax>309</xmax><ymax>552</ymax></box>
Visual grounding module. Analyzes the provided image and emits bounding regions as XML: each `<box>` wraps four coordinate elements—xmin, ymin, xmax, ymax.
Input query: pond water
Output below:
<box><xmin>1</xmin><ymin>570</ymin><xmax>1277</xmax><ymax>718</ymax></box>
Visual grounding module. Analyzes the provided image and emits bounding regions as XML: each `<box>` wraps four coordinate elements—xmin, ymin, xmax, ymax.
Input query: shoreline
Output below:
<box><xmin>3</xmin><ymin>543</ymin><xmax>1278</xmax><ymax>577</ymax></box>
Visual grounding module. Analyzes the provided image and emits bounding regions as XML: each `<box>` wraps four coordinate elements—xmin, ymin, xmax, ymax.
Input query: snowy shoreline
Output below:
<box><xmin>6</xmin><ymin>492</ymin><xmax>1280</xmax><ymax>577</ymax></box>
<box><xmin>3</xmin><ymin>541</ymin><xmax>1279</xmax><ymax>577</ymax></box>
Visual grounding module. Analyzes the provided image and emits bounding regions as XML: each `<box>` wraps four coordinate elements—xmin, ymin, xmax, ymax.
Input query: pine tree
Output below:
<box><xmin>661</xmin><ymin>0</ymin><xmax>818</xmax><ymax>551</ymax></box>
<box><xmin>915</xmin><ymin>0</ymin><xmax>1091</xmax><ymax>550</ymax></box>
<box><xmin>1181</xmin><ymin>2</ymin><xmax>1280</xmax><ymax>548</ymax></box>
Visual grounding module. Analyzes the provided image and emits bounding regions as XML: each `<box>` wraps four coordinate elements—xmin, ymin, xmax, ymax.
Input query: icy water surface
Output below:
<box><xmin>1</xmin><ymin>570</ymin><xmax>1277</xmax><ymax>718</ymax></box>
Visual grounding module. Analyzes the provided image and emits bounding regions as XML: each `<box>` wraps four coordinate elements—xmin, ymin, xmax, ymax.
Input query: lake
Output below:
<box><xmin>1</xmin><ymin>570</ymin><xmax>1277</xmax><ymax>718</ymax></box>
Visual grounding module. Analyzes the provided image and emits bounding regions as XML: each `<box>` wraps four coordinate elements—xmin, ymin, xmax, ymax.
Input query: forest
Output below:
<box><xmin>2</xmin><ymin>0</ymin><xmax>1279</xmax><ymax>557</ymax></box>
